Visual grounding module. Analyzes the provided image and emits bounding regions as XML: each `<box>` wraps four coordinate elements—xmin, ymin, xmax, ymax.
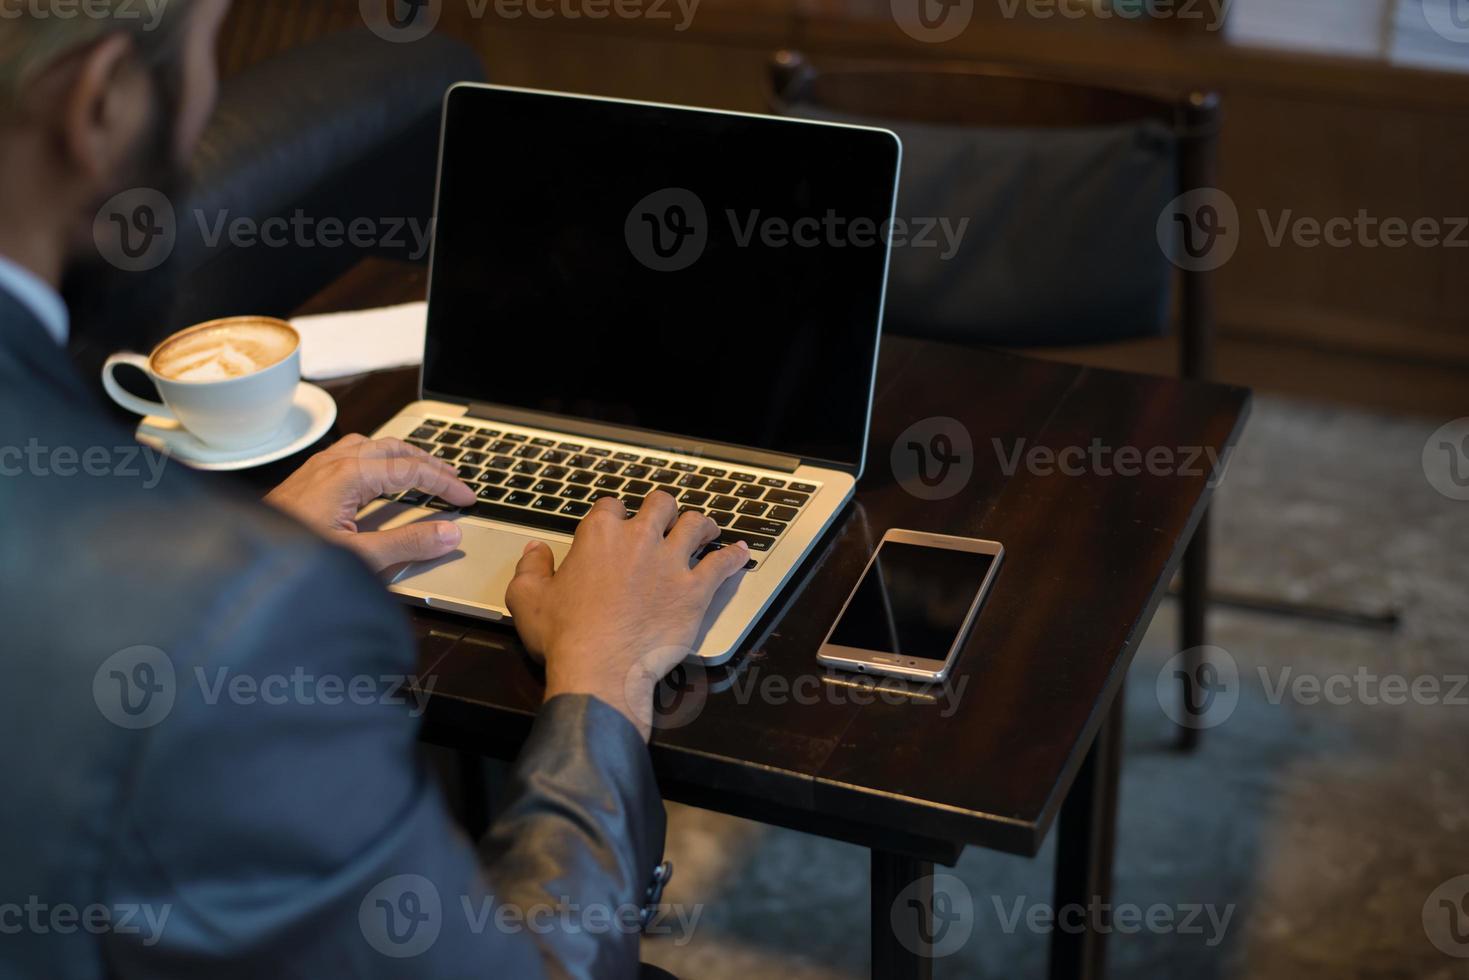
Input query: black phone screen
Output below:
<box><xmin>827</xmin><ymin>542</ymin><xmax>997</xmax><ymax>661</ymax></box>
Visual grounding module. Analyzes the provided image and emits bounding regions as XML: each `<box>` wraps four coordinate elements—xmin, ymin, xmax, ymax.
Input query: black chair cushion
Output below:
<box><xmin>787</xmin><ymin>105</ymin><xmax>1179</xmax><ymax>348</ymax></box>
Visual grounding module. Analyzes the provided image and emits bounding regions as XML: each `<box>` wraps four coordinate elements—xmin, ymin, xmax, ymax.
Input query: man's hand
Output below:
<box><xmin>506</xmin><ymin>491</ymin><xmax>750</xmax><ymax>741</ymax></box>
<box><xmin>264</xmin><ymin>435</ymin><xmax>475</xmax><ymax>572</ymax></box>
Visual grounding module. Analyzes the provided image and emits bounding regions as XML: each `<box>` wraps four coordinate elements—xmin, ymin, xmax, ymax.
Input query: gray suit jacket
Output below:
<box><xmin>0</xmin><ymin>289</ymin><xmax>666</xmax><ymax>979</ymax></box>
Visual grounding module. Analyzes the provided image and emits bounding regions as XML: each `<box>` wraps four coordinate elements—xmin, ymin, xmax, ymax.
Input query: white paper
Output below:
<box><xmin>291</xmin><ymin>301</ymin><xmax>427</xmax><ymax>381</ymax></box>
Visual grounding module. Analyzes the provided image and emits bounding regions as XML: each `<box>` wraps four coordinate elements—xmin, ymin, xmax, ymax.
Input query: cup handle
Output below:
<box><xmin>102</xmin><ymin>353</ymin><xmax>175</xmax><ymax>421</ymax></box>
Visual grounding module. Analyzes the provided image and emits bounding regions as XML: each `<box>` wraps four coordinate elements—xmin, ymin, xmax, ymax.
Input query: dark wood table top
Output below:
<box><xmin>289</xmin><ymin>260</ymin><xmax>1251</xmax><ymax>858</ymax></box>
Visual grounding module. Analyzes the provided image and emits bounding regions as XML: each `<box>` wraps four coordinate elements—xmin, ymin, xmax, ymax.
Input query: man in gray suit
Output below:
<box><xmin>0</xmin><ymin>2</ymin><xmax>750</xmax><ymax>976</ymax></box>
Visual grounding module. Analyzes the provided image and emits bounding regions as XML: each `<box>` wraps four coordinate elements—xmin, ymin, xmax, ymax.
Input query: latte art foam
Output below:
<box><xmin>152</xmin><ymin>321</ymin><xmax>297</xmax><ymax>383</ymax></box>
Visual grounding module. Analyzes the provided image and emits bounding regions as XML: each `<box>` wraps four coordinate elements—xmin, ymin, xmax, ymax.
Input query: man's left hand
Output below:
<box><xmin>265</xmin><ymin>435</ymin><xmax>475</xmax><ymax>572</ymax></box>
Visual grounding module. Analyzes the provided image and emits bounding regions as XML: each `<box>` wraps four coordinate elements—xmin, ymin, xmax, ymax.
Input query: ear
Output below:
<box><xmin>59</xmin><ymin>33</ymin><xmax>152</xmax><ymax>184</ymax></box>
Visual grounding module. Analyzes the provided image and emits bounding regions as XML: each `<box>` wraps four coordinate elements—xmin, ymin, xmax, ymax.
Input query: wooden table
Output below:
<box><xmin>275</xmin><ymin>259</ymin><xmax>1251</xmax><ymax>979</ymax></box>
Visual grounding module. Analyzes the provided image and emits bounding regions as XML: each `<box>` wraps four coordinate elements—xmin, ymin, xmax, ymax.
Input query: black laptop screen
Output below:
<box><xmin>423</xmin><ymin>86</ymin><xmax>900</xmax><ymax>470</ymax></box>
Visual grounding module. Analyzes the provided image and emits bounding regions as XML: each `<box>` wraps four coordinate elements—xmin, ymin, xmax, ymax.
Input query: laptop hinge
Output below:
<box><xmin>460</xmin><ymin>402</ymin><xmax>804</xmax><ymax>473</ymax></box>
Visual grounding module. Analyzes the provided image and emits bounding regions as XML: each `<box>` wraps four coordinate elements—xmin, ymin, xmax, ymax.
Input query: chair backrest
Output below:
<box><xmin>768</xmin><ymin>52</ymin><xmax>1220</xmax><ymax>374</ymax></box>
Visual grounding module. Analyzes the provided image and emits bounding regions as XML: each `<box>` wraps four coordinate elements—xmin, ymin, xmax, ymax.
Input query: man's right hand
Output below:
<box><xmin>505</xmin><ymin>490</ymin><xmax>750</xmax><ymax>741</ymax></box>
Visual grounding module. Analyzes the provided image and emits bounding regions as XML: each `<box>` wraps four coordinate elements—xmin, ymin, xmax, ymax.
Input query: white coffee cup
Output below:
<box><xmin>103</xmin><ymin>316</ymin><xmax>302</xmax><ymax>452</ymax></box>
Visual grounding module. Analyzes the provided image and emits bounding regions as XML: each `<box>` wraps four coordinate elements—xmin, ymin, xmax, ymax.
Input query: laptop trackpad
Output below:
<box><xmin>390</xmin><ymin>522</ymin><xmax>573</xmax><ymax>617</ymax></box>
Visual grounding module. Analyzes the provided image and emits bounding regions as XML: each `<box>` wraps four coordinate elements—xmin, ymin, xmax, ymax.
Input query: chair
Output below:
<box><xmin>769</xmin><ymin>50</ymin><xmax>1221</xmax><ymax>750</ymax></box>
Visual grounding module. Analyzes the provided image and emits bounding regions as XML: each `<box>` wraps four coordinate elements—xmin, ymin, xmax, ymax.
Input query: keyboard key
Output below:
<box><xmin>513</xmin><ymin>461</ymin><xmax>542</xmax><ymax>476</ymax></box>
<box><xmin>434</xmin><ymin>447</ymin><xmax>462</xmax><ymax>461</ymax></box>
<box><xmin>450</xmin><ymin>423</ymin><xmax>475</xmax><ymax>433</ymax></box>
<box><xmin>735</xmin><ymin>515</ymin><xmax>788</xmax><ymax>538</ymax></box>
<box><xmin>643</xmin><ymin>456</ymin><xmax>670</xmax><ymax>467</ymax></box>
<box><xmin>487</xmin><ymin>455</ymin><xmax>514</xmax><ymax>470</ymax></box>
<box><xmin>738</xmin><ymin>500</ymin><xmax>768</xmax><ymax>517</ymax></box>
<box><xmin>759</xmin><ymin>477</ymin><xmax>787</xmax><ymax>488</ymax></box>
<box><xmin>532</xmin><ymin>437</ymin><xmax>557</xmax><ymax>447</ymax></box>
<box><xmin>595</xmin><ymin>475</ymin><xmax>625</xmax><ymax>491</ymax></box>
<box><xmin>561</xmin><ymin>501</ymin><xmax>592</xmax><ymax>517</ymax></box>
<box><xmin>561</xmin><ymin>485</ymin><xmax>591</xmax><ymax>501</ymax></box>
<box><xmin>406</xmin><ymin>439</ymin><xmax>434</xmax><ymax>453</ymax></box>
<box><xmin>677</xmin><ymin>474</ymin><xmax>707</xmax><ymax>490</ymax></box>
<box><xmin>769</xmin><ymin>505</ymin><xmax>799</xmax><ymax>522</ymax></box>
<box><xmin>532</xmin><ymin>495</ymin><xmax>563</xmax><ymax>512</ymax></box>
<box><xmin>766</xmin><ymin>489</ymin><xmax>811</xmax><ymax>508</ymax></box>
<box><xmin>710</xmin><ymin>510</ymin><xmax>736</xmax><ymax>527</ymax></box>
<box><xmin>469</xmin><ymin>500</ymin><xmax>577</xmax><ymax>534</ymax></box>
<box><xmin>567</xmin><ymin>470</ymin><xmax>596</xmax><ymax>485</ymax></box>
<box><xmin>699</xmin><ymin>466</ymin><xmax>728</xmax><ymax>477</ymax></box>
<box><xmin>651</xmin><ymin>469</ymin><xmax>678</xmax><ymax>484</ymax></box>
<box><xmin>481</xmin><ymin>470</ymin><xmax>508</xmax><ymax>486</ymax></box>
<box><xmin>671</xmin><ymin>462</ymin><xmax>697</xmax><ymax>473</ymax></box>
<box><xmin>730</xmin><ymin>471</ymin><xmax>757</xmax><ymax>483</ymax></box>
<box><xmin>707</xmin><ymin>479</ymin><xmax>736</xmax><ymax>495</ymax></box>
<box><xmin>399</xmin><ymin>490</ymin><xmax>431</xmax><ymax>507</ymax></box>
<box><xmin>411</xmin><ymin>426</ymin><xmax>439</xmax><ymax>441</ymax></box>
<box><xmin>568</xmin><ymin>454</ymin><xmax>595</xmax><ymax>468</ymax></box>
<box><xmin>436</xmin><ymin>431</ymin><xmax>462</xmax><ymax>446</ymax></box>
<box><xmin>477</xmin><ymin>428</ymin><xmax>501</xmax><ymax>438</ymax></box>
<box><xmin>615</xmin><ymin>452</ymin><xmax>641</xmax><ymax>462</ymax></box>
<box><xmin>456</xmin><ymin>465</ymin><xmax>480</xmax><ymax>481</ymax></box>
<box><xmin>680</xmin><ymin>490</ymin><xmax>710</xmax><ymax>507</ymax></box>
<box><xmin>462</xmin><ymin>436</ymin><xmax>488</xmax><ymax>451</ymax></box>
<box><xmin>426</xmin><ymin>498</ymin><xmax>460</xmax><ymax>512</ymax></box>
<box><xmin>489</xmin><ymin>440</ymin><xmax>515</xmax><ymax>454</ymax></box>
<box><xmin>710</xmin><ymin>495</ymin><xmax>740</xmax><ymax>512</ymax></box>
<box><xmin>477</xmin><ymin>485</ymin><xmax>508</xmax><ymax>502</ymax></box>
<box><xmin>423</xmin><ymin>419</ymin><xmax>447</xmax><ymax>428</ymax></box>
<box><xmin>720</xmin><ymin>529</ymin><xmax>776</xmax><ymax>552</ymax></box>
<box><xmin>504</xmin><ymin>490</ymin><xmax>536</xmax><ymax>506</ymax></box>
<box><xmin>622</xmin><ymin>494</ymin><xmax>646</xmax><ymax>511</ymax></box>
<box><xmin>460</xmin><ymin>451</ymin><xmax>487</xmax><ymax>466</ymax></box>
<box><xmin>623</xmin><ymin>464</ymin><xmax>650</xmax><ymax>479</ymax></box>
<box><xmin>532</xmin><ymin>480</ymin><xmax>565</xmax><ymax>496</ymax></box>
<box><xmin>593</xmin><ymin>460</ymin><xmax>623</xmax><ymax>474</ymax></box>
<box><xmin>505</xmin><ymin>475</ymin><xmax>535</xmax><ymax>490</ymax></box>
<box><xmin>586</xmin><ymin>448</ymin><xmax>612</xmax><ymax>458</ymax></box>
<box><xmin>503</xmin><ymin>433</ymin><xmax>528</xmax><ymax>443</ymax></box>
<box><xmin>588</xmin><ymin>490</ymin><xmax>620</xmax><ymax>503</ymax></box>
<box><xmin>558</xmin><ymin>442</ymin><xmax>585</xmax><ymax>452</ymax></box>
<box><xmin>538</xmin><ymin>450</ymin><xmax>566</xmax><ymax>465</ymax></box>
<box><xmin>624</xmin><ymin>480</ymin><xmax>654</xmax><ymax>496</ymax></box>
<box><xmin>734</xmin><ymin>483</ymin><xmax>764</xmax><ymax>500</ymax></box>
<box><xmin>514</xmin><ymin>445</ymin><xmax>542</xmax><ymax>460</ymax></box>
<box><xmin>790</xmin><ymin>482</ymin><xmax>819</xmax><ymax>494</ymax></box>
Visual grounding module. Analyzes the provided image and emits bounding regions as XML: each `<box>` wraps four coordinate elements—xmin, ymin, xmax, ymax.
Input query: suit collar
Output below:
<box><xmin>0</xmin><ymin>286</ymin><xmax>91</xmax><ymax>402</ymax></box>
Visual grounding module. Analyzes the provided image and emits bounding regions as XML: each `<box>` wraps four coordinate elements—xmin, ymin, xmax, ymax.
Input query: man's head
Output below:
<box><xmin>0</xmin><ymin>0</ymin><xmax>230</xmax><ymax>306</ymax></box>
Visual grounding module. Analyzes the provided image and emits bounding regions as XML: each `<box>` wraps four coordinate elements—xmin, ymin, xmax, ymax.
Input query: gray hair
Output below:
<box><xmin>0</xmin><ymin>0</ymin><xmax>196</xmax><ymax>114</ymax></box>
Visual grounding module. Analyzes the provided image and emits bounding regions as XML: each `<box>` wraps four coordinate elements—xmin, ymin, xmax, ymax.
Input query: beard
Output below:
<box><xmin>61</xmin><ymin>82</ymin><xmax>191</xmax><ymax>362</ymax></box>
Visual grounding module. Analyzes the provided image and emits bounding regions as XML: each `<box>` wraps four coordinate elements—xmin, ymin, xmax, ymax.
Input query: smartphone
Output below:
<box><xmin>816</xmin><ymin>530</ymin><xmax>1004</xmax><ymax>683</ymax></box>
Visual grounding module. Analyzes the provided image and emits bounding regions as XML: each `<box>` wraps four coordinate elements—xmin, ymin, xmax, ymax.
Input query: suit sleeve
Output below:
<box><xmin>101</xmin><ymin>541</ymin><xmax>663</xmax><ymax>980</ymax></box>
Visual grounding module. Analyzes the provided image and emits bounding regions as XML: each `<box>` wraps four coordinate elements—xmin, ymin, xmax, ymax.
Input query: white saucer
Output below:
<box><xmin>134</xmin><ymin>382</ymin><xmax>338</xmax><ymax>472</ymax></box>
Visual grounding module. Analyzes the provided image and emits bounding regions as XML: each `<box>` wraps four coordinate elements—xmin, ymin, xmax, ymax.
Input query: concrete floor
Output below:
<box><xmin>641</xmin><ymin>395</ymin><xmax>1469</xmax><ymax>979</ymax></box>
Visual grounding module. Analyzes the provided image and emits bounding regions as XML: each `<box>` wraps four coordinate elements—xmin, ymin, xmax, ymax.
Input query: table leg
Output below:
<box><xmin>1177</xmin><ymin>509</ymin><xmax>1210</xmax><ymax>751</ymax></box>
<box><xmin>1048</xmin><ymin>696</ymin><xmax>1124</xmax><ymax>980</ymax></box>
<box><xmin>871</xmin><ymin>850</ymin><xmax>935</xmax><ymax>980</ymax></box>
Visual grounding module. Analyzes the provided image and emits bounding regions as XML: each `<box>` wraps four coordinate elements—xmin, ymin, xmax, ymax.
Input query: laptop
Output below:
<box><xmin>357</xmin><ymin>83</ymin><xmax>902</xmax><ymax>665</ymax></box>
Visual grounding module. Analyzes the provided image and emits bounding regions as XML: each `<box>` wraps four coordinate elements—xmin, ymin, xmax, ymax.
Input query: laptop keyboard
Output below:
<box><xmin>384</xmin><ymin>417</ymin><xmax>824</xmax><ymax>571</ymax></box>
